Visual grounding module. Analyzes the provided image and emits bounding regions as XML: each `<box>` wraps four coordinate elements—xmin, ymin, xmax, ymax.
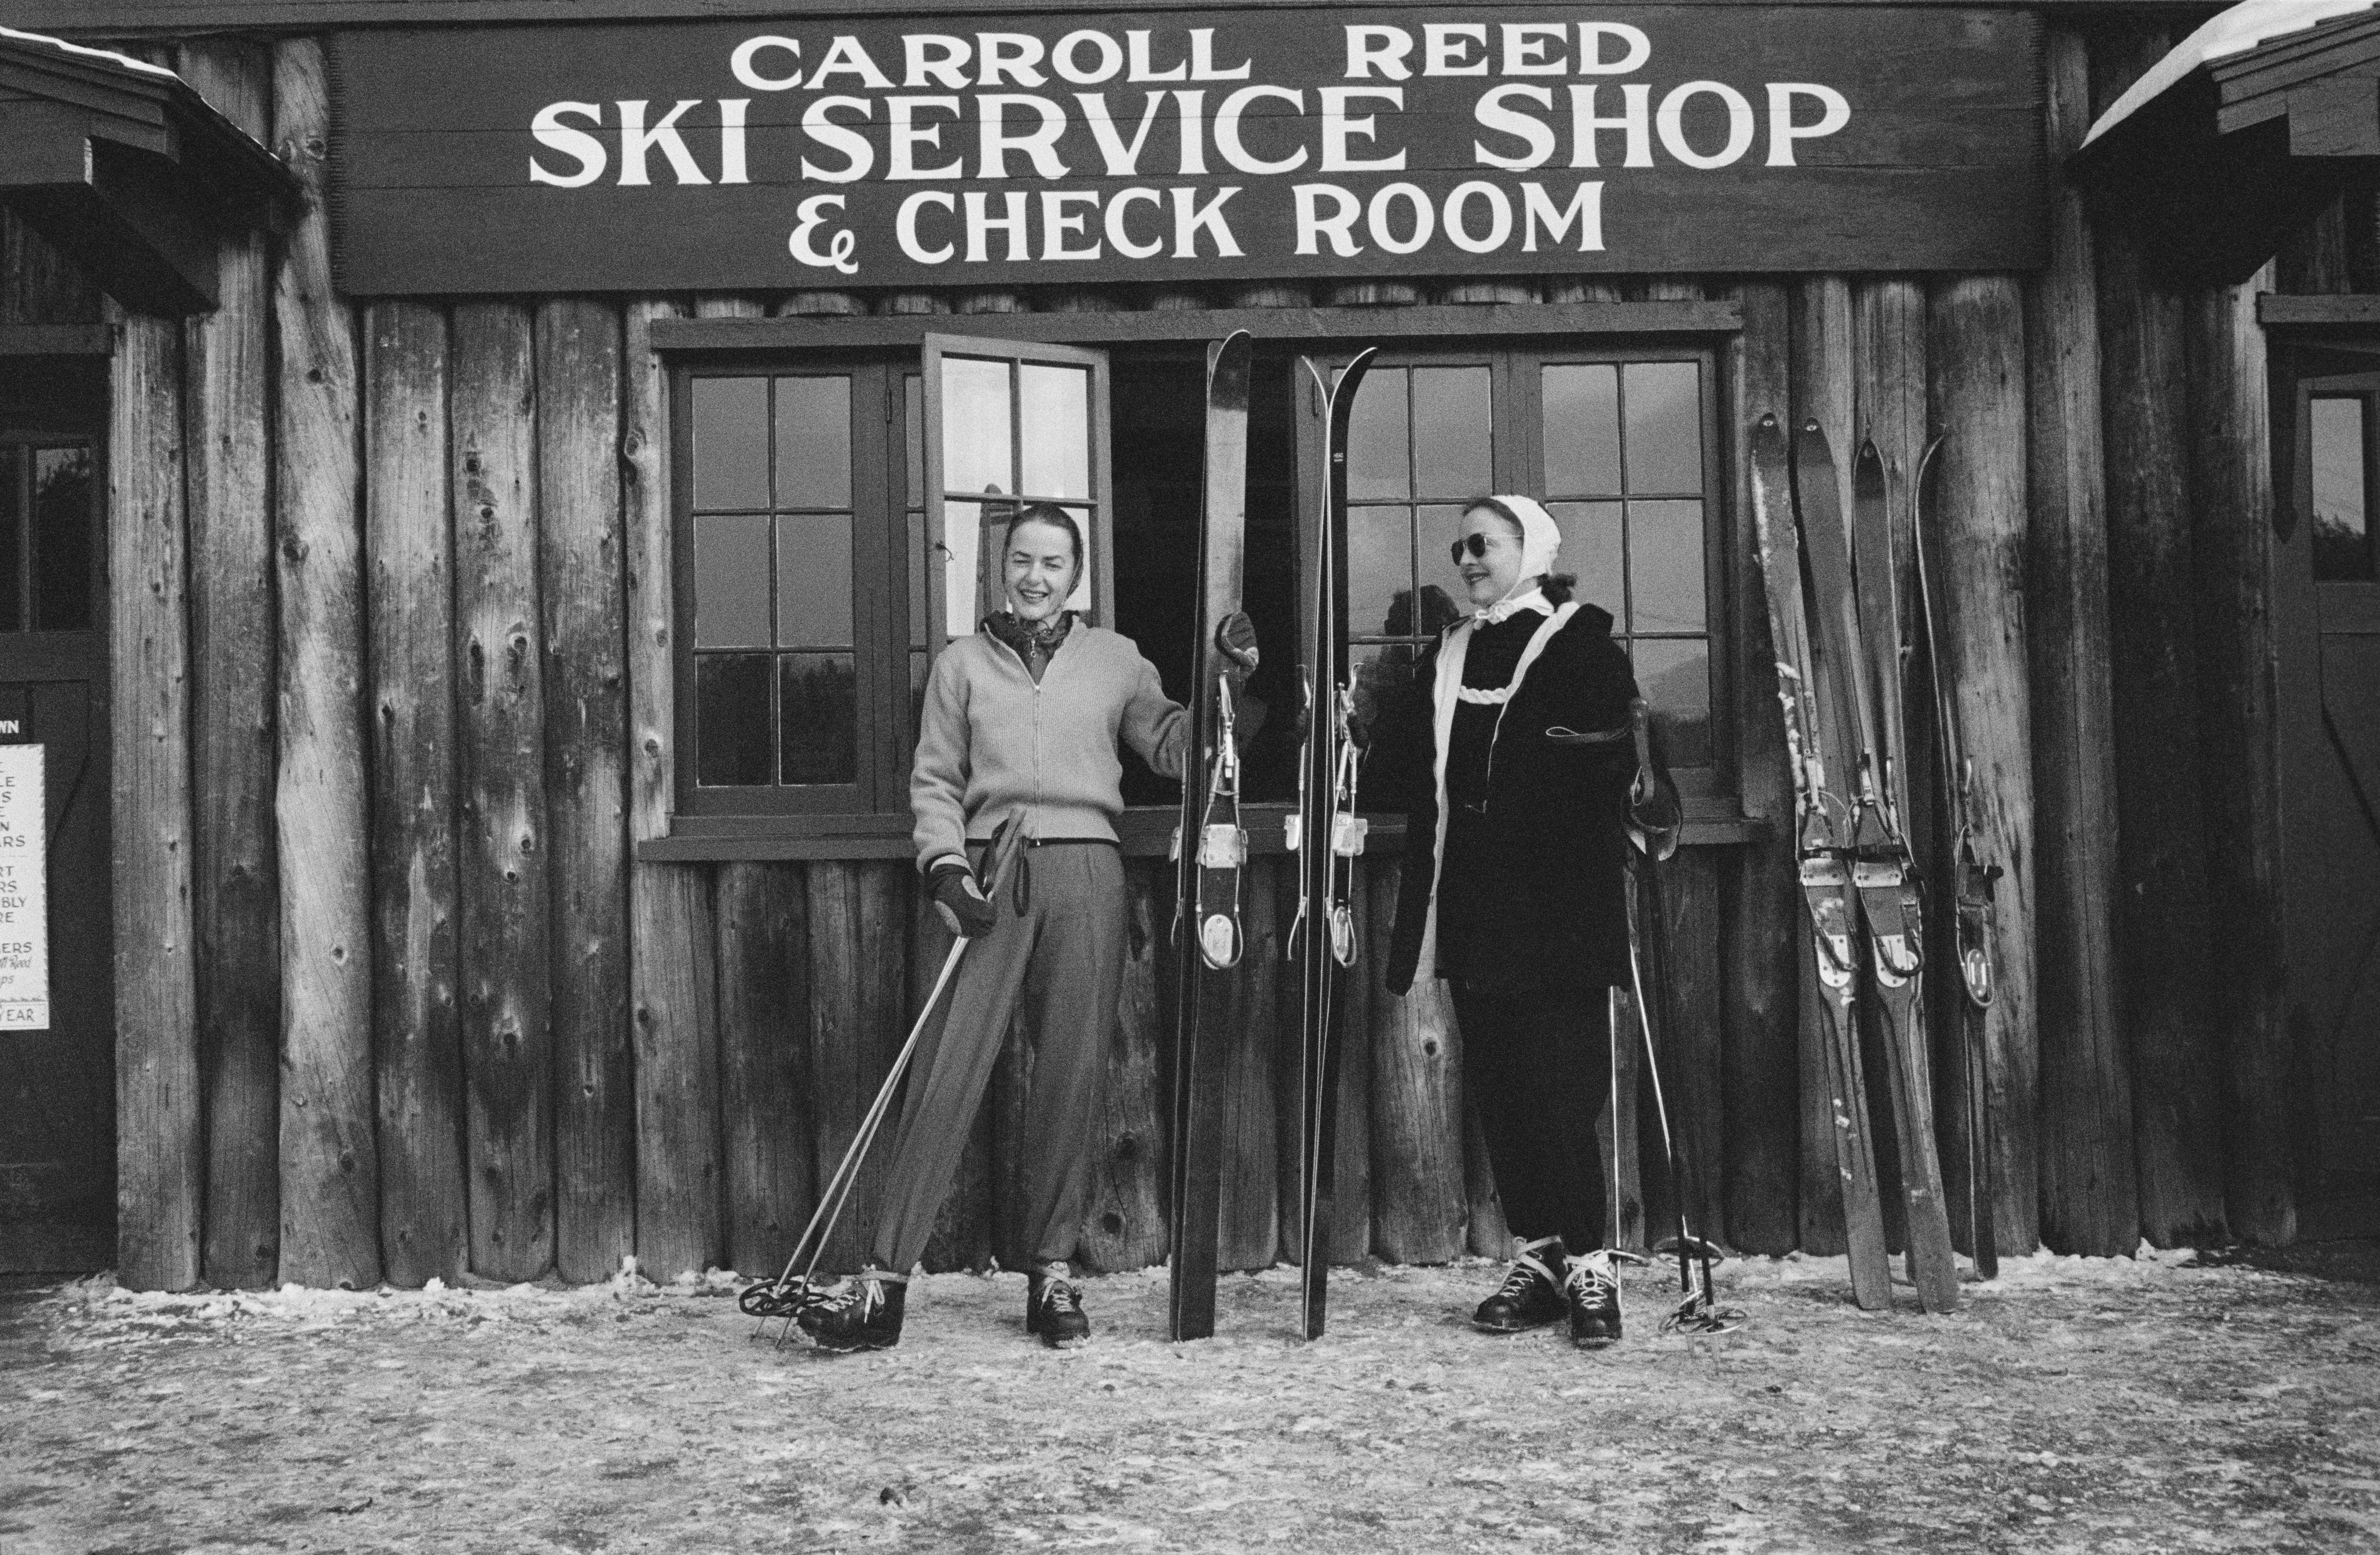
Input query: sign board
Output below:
<box><xmin>329</xmin><ymin>6</ymin><xmax>2043</xmax><ymax>295</ymax></box>
<box><xmin>0</xmin><ymin>743</ymin><xmax>47</xmax><ymax>1030</ymax></box>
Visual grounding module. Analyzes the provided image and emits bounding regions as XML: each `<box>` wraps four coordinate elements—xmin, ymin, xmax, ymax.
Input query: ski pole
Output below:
<box><xmin>742</xmin><ymin>812</ymin><xmax>1027</xmax><ymax>1340</ymax></box>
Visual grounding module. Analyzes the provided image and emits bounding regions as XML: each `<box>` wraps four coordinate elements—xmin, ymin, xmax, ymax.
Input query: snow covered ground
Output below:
<box><xmin>3</xmin><ymin>1247</ymin><xmax>2377</xmax><ymax>1552</ymax></box>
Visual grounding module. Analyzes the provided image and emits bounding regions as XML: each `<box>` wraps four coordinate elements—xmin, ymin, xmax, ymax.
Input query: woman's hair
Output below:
<box><xmin>1462</xmin><ymin>497</ymin><xmax>1577</xmax><ymax>605</ymax></box>
<box><xmin>1006</xmin><ymin>502</ymin><xmax>1083</xmax><ymax>566</ymax></box>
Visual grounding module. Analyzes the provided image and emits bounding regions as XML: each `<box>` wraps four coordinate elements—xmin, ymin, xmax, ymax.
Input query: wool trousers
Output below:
<box><xmin>1449</xmin><ymin>977</ymin><xmax>1615</xmax><ymax>1254</ymax></box>
<box><xmin>869</xmin><ymin>841</ymin><xmax>1124</xmax><ymax>1276</ymax></box>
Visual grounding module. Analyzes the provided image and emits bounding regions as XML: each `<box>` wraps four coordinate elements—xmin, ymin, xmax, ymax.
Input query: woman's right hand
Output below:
<box><xmin>930</xmin><ymin>861</ymin><xmax>998</xmax><ymax>938</ymax></box>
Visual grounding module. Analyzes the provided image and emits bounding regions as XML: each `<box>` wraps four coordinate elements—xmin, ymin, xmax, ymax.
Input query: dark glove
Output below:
<box><xmin>929</xmin><ymin>859</ymin><xmax>997</xmax><ymax>938</ymax></box>
<box><xmin>1216</xmin><ymin>611</ymin><xmax>1258</xmax><ymax>675</ymax></box>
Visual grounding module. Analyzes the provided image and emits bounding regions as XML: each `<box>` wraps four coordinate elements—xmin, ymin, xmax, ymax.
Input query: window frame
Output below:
<box><xmin>645</xmin><ymin>305</ymin><xmax>1749</xmax><ymax>860</ymax></box>
<box><xmin>1297</xmin><ymin>340</ymin><xmax>1732</xmax><ymax>800</ymax></box>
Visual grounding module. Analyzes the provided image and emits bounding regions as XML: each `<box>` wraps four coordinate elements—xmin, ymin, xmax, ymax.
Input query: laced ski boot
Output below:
<box><xmin>1564</xmin><ymin>1249</ymin><xmax>1624</xmax><ymax>1347</ymax></box>
<box><xmin>1473</xmin><ymin>1235</ymin><xmax>1569</xmax><ymax>1333</ymax></box>
<box><xmin>1026</xmin><ymin>1262</ymin><xmax>1091</xmax><ymax>1347</ymax></box>
<box><xmin>797</xmin><ymin>1270</ymin><xmax>906</xmax><ymax>1352</ymax></box>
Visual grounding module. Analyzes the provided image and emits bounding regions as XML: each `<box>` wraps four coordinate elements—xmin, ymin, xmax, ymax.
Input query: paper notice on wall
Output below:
<box><xmin>0</xmin><ymin>744</ymin><xmax>46</xmax><ymax>1030</ymax></box>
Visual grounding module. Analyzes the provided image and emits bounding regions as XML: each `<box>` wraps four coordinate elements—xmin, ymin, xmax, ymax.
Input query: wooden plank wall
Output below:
<box><xmin>58</xmin><ymin>15</ymin><xmax>2332</xmax><ymax>1287</ymax></box>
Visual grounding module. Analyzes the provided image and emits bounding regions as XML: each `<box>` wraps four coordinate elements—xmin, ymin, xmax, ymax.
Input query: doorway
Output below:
<box><xmin>0</xmin><ymin>357</ymin><xmax>112</xmax><ymax>1274</ymax></box>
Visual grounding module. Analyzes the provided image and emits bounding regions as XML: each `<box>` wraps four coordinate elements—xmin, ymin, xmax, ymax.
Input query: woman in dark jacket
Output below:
<box><xmin>1366</xmin><ymin>494</ymin><xmax>1654</xmax><ymax>1347</ymax></box>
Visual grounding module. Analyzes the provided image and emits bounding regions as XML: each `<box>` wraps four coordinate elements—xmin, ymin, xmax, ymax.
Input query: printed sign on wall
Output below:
<box><xmin>0</xmin><ymin>743</ymin><xmax>47</xmax><ymax>1030</ymax></box>
<box><xmin>329</xmin><ymin>6</ymin><xmax>2043</xmax><ymax>295</ymax></box>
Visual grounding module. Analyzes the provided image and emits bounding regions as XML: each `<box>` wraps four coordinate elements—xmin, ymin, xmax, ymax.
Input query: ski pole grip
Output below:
<box><xmin>977</xmin><ymin>812</ymin><xmax>1029</xmax><ymax>904</ymax></box>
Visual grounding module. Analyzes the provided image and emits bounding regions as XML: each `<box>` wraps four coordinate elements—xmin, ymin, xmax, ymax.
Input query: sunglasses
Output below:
<box><xmin>1448</xmin><ymin>532</ymin><xmax>1504</xmax><ymax>565</ymax></box>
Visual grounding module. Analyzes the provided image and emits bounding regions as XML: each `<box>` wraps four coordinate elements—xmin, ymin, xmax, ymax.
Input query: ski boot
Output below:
<box><xmin>797</xmin><ymin>1270</ymin><xmax>906</xmax><ymax>1352</ymax></box>
<box><xmin>1564</xmin><ymin>1249</ymin><xmax>1624</xmax><ymax>1347</ymax></box>
<box><xmin>1026</xmin><ymin>1262</ymin><xmax>1091</xmax><ymax>1347</ymax></box>
<box><xmin>1473</xmin><ymin>1235</ymin><xmax>1569</xmax><ymax>1333</ymax></box>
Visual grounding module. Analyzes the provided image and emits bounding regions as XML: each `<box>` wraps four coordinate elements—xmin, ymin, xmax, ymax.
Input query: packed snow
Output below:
<box><xmin>4</xmin><ymin>1247</ymin><xmax>2377</xmax><ymax>1551</ymax></box>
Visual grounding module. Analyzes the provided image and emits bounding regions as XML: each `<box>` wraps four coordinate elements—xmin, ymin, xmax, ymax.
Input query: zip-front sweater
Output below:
<box><xmin>911</xmin><ymin>622</ymin><xmax>1186</xmax><ymax>869</ymax></box>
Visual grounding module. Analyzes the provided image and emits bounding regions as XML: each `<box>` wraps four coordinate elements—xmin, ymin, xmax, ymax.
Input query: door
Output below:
<box><xmin>0</xmin><ymin>428</ymin><xmax>112</xmax><ymax>1273</ymax></box>
<box><xmin>2283</xmin><ymin>370</ymin><xmax>2380</xmax><ymax>1231</ymax></box>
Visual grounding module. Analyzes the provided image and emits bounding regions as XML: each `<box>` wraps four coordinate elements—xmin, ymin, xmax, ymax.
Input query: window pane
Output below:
<box><xmin>775</xmin><ymin>375</ymin><xmax>851</xmax><ymax>510</ymax></box>
<box><xmin>1019</xmin><ymin>363</ymin><xmax>1091</xmax><ymax>500</ymax></box>
<box><xmin>2312</xmin><ymin>395</ymin><xmax>2374</xmax><ymax>581</ymax></box>
<box><xmin>944</xmin><ymin>498</ymin><xmax>992</xmax><ymax>637</ymax></box>
<box><xmin>694</xmin><ymin>512</ymin><xmax>771</xmax><ymax>648</ymax></box>
<box><xmin>905</xmin><ymin>374</ymin><xmax>925</xmax><ymax>502</ymax></box>
<box><xmin>1348</xmin><ymin>505</ymin><xmax>1411</xmax><ymax>641</ymax></box>
<box><xmin>32</xmin><ymin>446</ymin><xmax>92</xmax><ymax>631</ymax></box>
<box><xmin>1549</xmin><ymin>500</ymin><xmax>1625</xmax><ymax>622</ymax></box>
<box><xmin>1053</xmin><ymin>502</ymin><xmax>1096</xmax><ymax>616</ymax></box>
<box><xmin>1412</xmin><ymin>367</ymin><xmax>1491</xmax><ymax>498</ymax></box>
<box><xmin>1347</xmin><ymin>366</ymin><xmax>1409</xmax><ymax>501</ymax></box>
<box><xmin>0</xmin><ymin>448</ymin><xmax>21</xmax><ymax>632</ymax></box>
<box><xmin>942</xmin><ymin>355</ymin><xmax>1013</xmax><ymax>497</ymax></box>
<box><xmin>1543</xmin><ymin>364</ymin><xmax>1621</xmax><ymax>497</ymax></box>
<box><xmin>1624</xmin><ymin>362</ymin><xmax>1701</xmax><ymax>494</ymax></box>
<box><xmin>776</xmin><ymin>514</ymin><xmax>853</xmax><ymax>647</ymax></box>
<box><xmin>1416</xmin><ymin>502</ymin><xmax>1477</xmax><ymax>631</ymax></box>
<box><xmin>1633</xmin><ymin>637</ymin><xmax>1712</xmax><ymax>766</ymax></box>
<box><xmin>695</xmin><ymin>652</ymin><xmax>772</xmax><ymax>785</ymax></box>
<box><xmin>692</xmin><ymin>377</ymin><xmax>767</xmax><ymax>509</ymax></box>
<box><xmin>780</xmin><ymin>653</ymin><xmax>858</xmax><ymax>785</ymax></box>
<box><xmin>1629</xmin><ymin>499</ymin><xmax>1707</xmax><ymax>634</ymax></box>
<box><xmin>1348</xmin><ymin>641</ymin><xmax>1419</xmax><ymax>743</ymax></box>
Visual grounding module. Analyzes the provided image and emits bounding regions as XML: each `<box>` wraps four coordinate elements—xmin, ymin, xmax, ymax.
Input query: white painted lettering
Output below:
<box><xmin>1318</xmin><ymin>87</ymin><xmax>1404</xmax><ymax>172</ymax></box>
<box><xmin>977</xmin><ymin>33</ymin><xmax>1047</xmax><ymax>88</ymax></box>
<box><xmin>529</xmin><ymin>102</ymin><xmax>606</xmax><ymax>187</ymax></box>
<box><xmin>1522</xmin><ymin>180</ymin><xmax>1604</xmax><ymax>251</ymax></box>
<box><xmin>904</xmin><ymin>35</ymin><xmax>971</xmax><ymax>90</ymax></box>
<box><xmin>1501</xmin><ymin>24</ymin><xmax>1567</xmax><ymax>76</ymax></box>
<box><xmin>1569</xmin><ymin>83</ymin><xmax>1653</xmax><ymax>169</ymax></box>
<box><xmin>964</xmin><ymin>190</ymin><xmax>1031</xmax><ymax>261</ymax></box>
<box><xmin>898</xmin><ymin>190</ymin><xmax>958</xmax><ymax>262</ymax></box>
<box><xmin>1766</xmin><ymin>83</ymin><xmax>1851</xmax><ymax>165</ymax></box>
<box><xmin>1423</xmin><ymin>24</ymin><xmax>1488</xmax><ymax>77</ymax></box>
<box><xmin>1171</xmin><ymin>185</ymin><xmax>1243</xmax><ymax>257</ymax></box>
<box><xmin>729</xmin><ymin>35</ymin><xmax>801</xmax><ymax>90</ymax></box>
<box><xmin>616</xmin><ymin>99</ymin><xmax>709</xmax><ymax>187</ymax></box>
<box><xmin>1076</xmin><ymin>92</ymin><xmax>1167</xmax><ymax>176</ymax></box>
<box><xmin>1443</xmin><ymin>180</ymin><xmax>1512</xmax><ymax>253</ymax></box>
<box><xmin>977</xmin><ymin>95</ymin><xmax>1070</xmax><ymax>179</ymax></box>
<box><xmin>800</xmin><ymin>97</ymin><xmax>874</xmax><ymax>183</ymax></box>
<box><xmin>1053</xmin><ymin>30</ymin><xmax>1124</xmax><ymax>85</ymax></box>
<box><xmin>1292</xmin><ymin>183</ymin><xmax>1364</xmax><ymax>256</ymax></box>
<box><xmin>1214</xmin><ymin>85</ymin><xmax>1307</xmax><ymax>175</ymax></box>
<box><xmin>1367</xmin><ymin>182</ymin><xmax>1433</xmax><ymax>254</ymax></box>
<box><xmin>1577</xmin><ymin>24</ymin><xmax>1652</xmax><ymax>75</ymax></box>
<box><xmin>1104</xmin><ymin>187</ymin><xmax>1166</xmax><ymax>258</ymax></box>
<box><xmin>889</xmin><ymin>97</ymin><xmax>963</xmax><ymax>179</ymax></box>
<box><xmin>1473</xmin><ymin>84</ymin><xmax>1555</xmax><ymax>171</ymax></box>
<box><xmin>1658</xmin><ymin>81</ymin><xmax>1756</xmax><ymax>169</ymax></box>
<box><xmin>810</xmin><ymin>35</ymin><xmax>894</xmax><ymax>92</ymax></box>
<box><xmin>1127</xmin><ymin>30</ymin><xmax>1188</xmax><ymax>83</ymax></box>
<box><xmin>1041</xmin><ymin>190</ymin><xmax>1102</xmax><ymax>259</ymax></box>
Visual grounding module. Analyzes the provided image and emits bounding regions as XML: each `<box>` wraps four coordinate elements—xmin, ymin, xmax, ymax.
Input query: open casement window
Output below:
<box><xmin>922</xmin><ymin>335</ymin><xmax>1113</xmax><ymax>647</ymax></box>
<box><xmin>1309</xmin><ymin>345</ymin><xmax>1727</xmax><ymax>797</ymax></box>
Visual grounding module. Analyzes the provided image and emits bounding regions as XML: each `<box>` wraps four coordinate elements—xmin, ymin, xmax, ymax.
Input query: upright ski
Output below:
<box><xmin>1911</xmin><ymin>436</ymin><xmax>2001</xmax><ymax>1280</ymax></box>
<box><xmin>1167</xmin><ymin>330</ymin><xmax>1254</xmax><ymax>1342</ymax></box>
<box><xmin>1745</xmin><ymin>413</ymin><xmax>1893</xmax><ymax>1312</ymax></box>
<box><xmin>1288</xmin><ymin>347</ymin><xmax>1375</xmax><ymax>1340</ymax></box>
<box><xmin>1846</xmin><ymin>440</ymin><xmax>1959</xmax><ymax>1313</ymax></box>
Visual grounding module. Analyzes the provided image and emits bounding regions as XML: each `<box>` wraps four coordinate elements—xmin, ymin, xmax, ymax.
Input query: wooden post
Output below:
<box><xmin>2186</xmin><ymin>271</ymin><xmax>2296</xmax><ymax>1246</ymax></box>
<box><xmin>1927</xmin><ymin>275</ymin><xmax>2042</xmax><ymax>1257</ymax></box>
<box><xmin>272</xmin><ymin>39</ymin><xmax>380</xmax><ymax>1289</ymax></box>
<box><xmin>535</xmin><ymin>297</ymin><xmax>635</xmax><ymax>1282</ymax></box>
<box><xmin>807</xmin><ymin>861</ymin><xmax>908</xmax><ymax>1272</ymax></box>
<box><xmin>1720</xmin><ymin>280</ymin><xmax>1800</xmax><ymax>1254</ymax></box>
<box><xmin>1365</xmin><ymin>865</ymin><xmax>1466</xmax><ymax>1263</ymax></box>
<box><xmin>1788</xmin><ymin>275</ymin><xmax>1861</xmax><ymax>1256</ymax></box>
<box><xmin>110</xmin><ymin>307</ymin><xmax>201</xmax><ymax>1293</ymax></box>
<box><xmin>1600</xmin><ymin>987</ymin><xmax>1647</xmax><ymax>1253</ymax></box>
<box><xmin>717</xmin><ymin>863</ymin><xmax>812</xmax><ymax>1275</ymax></box>
<box><xmin>1659</xmin><ymin>851</ymin><xmax>1730</xmax><ymax>1245</ymax></box>
<box><xmin>624</xmin><ymin>297</ymin><xmax>723</xmax><ymax>1280</ymax></box>
<box><xmin>1078</xmin><ymin>862</ymin><xmax>1168</xmax><ymax>1271</ymax></box>
<box><xmin>363</xmin><ymin>301</ymin><xmax>469</xmax><ymax>1288</ymax></box>
<box><xmin>2087</xmin><ymin>29</ymin><xmax>2210</xmax><ymax>1253</ymax></box>
<box><xmin>450</xmin><ymin>301</ymin><xmax>554</xmax><ymax>1280</ymax></box>
<box><xmin>2022</xmin><ymin>27</ymin><xmax>2144</xmax><ymax>1258</ymax></box>
<box><xmin>1462</xmin><ymin>1099</ymin><xmax>1511</xmax><ymax>1257</ymax></box>
<box><xmin>1216</xmin><ymin>859</ymin><xmax>1280</xmax><ymax>1272</ymax></box>
<box><xmin>178</xmin><ymin>39</ymin><xmax>281</xmax><ymax>1291</ymax></box>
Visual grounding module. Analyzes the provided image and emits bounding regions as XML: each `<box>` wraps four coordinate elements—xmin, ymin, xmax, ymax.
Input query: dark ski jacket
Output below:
<box><xmin>1365</xmin><ymin>602</ymin><xmax>1642</xmax><ymax>995</ymax></box>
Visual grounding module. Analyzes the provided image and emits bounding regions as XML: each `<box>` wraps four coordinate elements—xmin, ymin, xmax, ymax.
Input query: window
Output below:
<box><xmin>0</xmin><ymin>441</ymin><xmax>95</xmax><ymax>633</ymax></box>
<box><xmin>673</xmin><ymin>337</ymin><xmax>1111</xmax><ymax>826</ymax></box>
<box><xmin>1324</xmin><ymin>347</ymin><xmax>1722</xmax><ymax>780</ymax></box>
<box><xmin>2310</xmin><ymin>390</ymin><xmax>2377</xmax><ymax>582</ymax></box>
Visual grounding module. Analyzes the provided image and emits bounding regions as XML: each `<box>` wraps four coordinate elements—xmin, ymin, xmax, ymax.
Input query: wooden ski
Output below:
<box><xmin>1289</xmin><ymin>347</ymin><xmax>1375</xmax><ymax>1340</ymax></box>
<box><xmin>1166</xmin><ymin>330</ymin><xmax>1253</xmax><ymax>1342</ymax></box>
<box><xmin>1746</xmin><ymin>413</ymin><xmax>1894</xmax><ymax>1312</ymax></box>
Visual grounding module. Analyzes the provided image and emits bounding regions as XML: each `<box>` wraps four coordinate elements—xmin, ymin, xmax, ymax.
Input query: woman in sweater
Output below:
<box><xmin>1367</xmin><ymin>494</ymin><xmax>1661</xmax><ymax>1347</ymax></box>
<box><xmin>801</xmin><ymin>503</ymin><xmax>1253</xmax><ymax>1352</ymax></box>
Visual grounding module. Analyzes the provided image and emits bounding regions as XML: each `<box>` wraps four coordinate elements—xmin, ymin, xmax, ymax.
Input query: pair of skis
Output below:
<box><xmin>1746</xmin><ymin>415</ymin><xmax>1963</xmax><ymax>1313</ymax></box>
<box><xmin>1166</xmin><ymin>336</ymin><xmax>1374</xmax><ymax>1341</ymax></box>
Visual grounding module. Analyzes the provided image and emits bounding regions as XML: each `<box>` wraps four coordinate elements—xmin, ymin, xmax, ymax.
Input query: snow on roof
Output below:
<box><xmin>2084</xmin><ymin>0</ymin><xmax>2380</xmax><ymax>146</ymax></box>
<box><xmin>0</xmin><ymin>23</ymin><xmax>181</xmax><ymax>83</ymax></box>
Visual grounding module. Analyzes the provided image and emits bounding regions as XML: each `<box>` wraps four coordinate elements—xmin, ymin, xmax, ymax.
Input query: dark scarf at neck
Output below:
<box><xmin>985</xmin><ymin>609</ymin><xmax>1073</xmax><ymax>671</ymax></box>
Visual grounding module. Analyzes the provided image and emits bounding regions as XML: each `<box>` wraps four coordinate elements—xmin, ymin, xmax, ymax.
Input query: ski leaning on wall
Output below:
<box><xmin>1167</xmin><ymin>330</ymin><xmax>1255</xmax><ymax>1344</ymax></box>
<box><xmin>1910</xmin><ymin>437</ymin><xmax>2002</xmax><ymax>1281</ymax></box>
<box><xmin>1749</xmin><ymin>412</ymin><xmax>1974</xmax><ymax>1314</ymax></box>
<box><xmin>1287</xmin><ymin>347</ymin><xmax>1375</xmax><ymax>1341</ymax></box>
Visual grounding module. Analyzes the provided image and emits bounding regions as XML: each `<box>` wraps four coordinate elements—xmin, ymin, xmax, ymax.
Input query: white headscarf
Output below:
<box><xmin>1472</xmin><ymin>494</ymin><xmax>1563</xmax><ymax>623</ymax></box>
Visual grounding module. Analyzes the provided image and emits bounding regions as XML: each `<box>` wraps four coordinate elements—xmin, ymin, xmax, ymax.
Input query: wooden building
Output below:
<box><xmin>0</xmin><ymin>0</ymin><xmax>2369</xmax><ymax>1292</ymax></box>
